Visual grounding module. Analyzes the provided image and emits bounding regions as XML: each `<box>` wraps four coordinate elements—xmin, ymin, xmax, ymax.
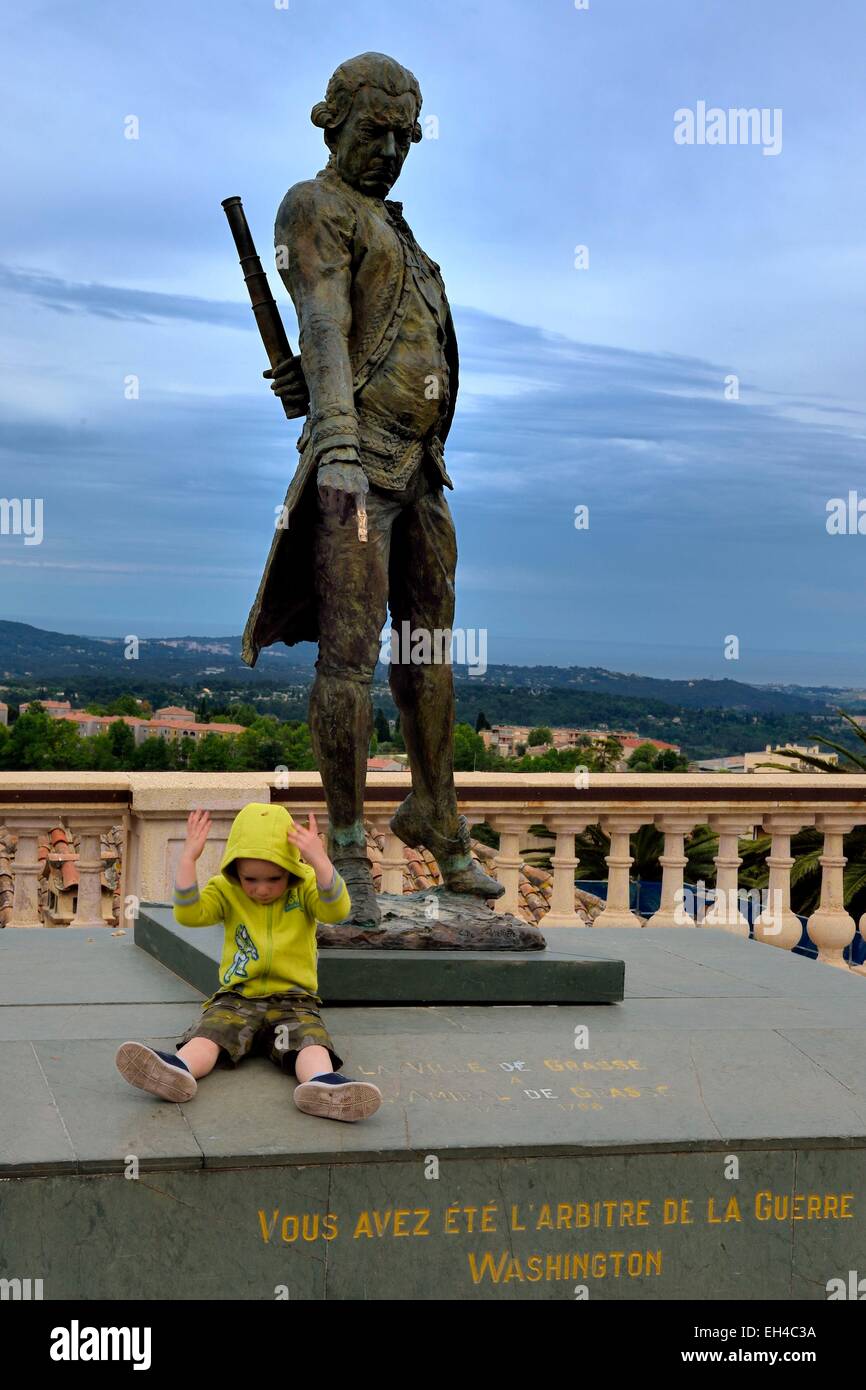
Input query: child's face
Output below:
<box><xmin>234</xmin><ymin>858</ymin><xmax>290</xmax><ymax>904</ymax></box>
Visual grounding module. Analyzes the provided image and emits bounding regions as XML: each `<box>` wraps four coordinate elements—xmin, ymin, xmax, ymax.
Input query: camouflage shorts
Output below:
<box><xmin>176</xmin><ymin>989</ymin><xmax>343</xmax><ymax>1075</ymax></box>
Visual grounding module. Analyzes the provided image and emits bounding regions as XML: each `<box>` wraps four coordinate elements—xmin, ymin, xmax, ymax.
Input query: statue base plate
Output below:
<box><xmin>316</xmin><ymin>888</ymin><xmax>544</xmax><ymax>951</ymax></box>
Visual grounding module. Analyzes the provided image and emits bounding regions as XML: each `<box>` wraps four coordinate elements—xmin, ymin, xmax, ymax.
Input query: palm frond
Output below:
<box><xmin>834</xmin><ymin>707</ymin><xmax>866</xmax><ymax>747</ymax></box>
<box><xmin>807</xmin><ymin>709</ymin><xmax>866</xmax><ymax>769</ymax></box>
<box><xmin>789</xmin><ymin>847</ymin><xmax>823</xmax><ymax>886</ymax></box>
<box><xmin>755</xmin><ymin>750</ymin><xmax>841</xmax><ymax>774</ymax></box>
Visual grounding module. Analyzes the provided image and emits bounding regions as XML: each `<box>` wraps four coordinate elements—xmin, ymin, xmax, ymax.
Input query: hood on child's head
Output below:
<box><xmin>220</xmin><ymin>802</ymin><xmax>304</xmax><ymax>884</ymax></box>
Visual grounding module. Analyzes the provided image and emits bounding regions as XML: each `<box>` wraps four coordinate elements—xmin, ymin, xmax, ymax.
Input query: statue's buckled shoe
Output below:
<box><xmin>438</xmin><ymin>859</ymin><xmax>504</xmax><ymax>900</ymax></box>
<box><xmin>388</xmin><ymin>792</ymin><xmax>429</xmax><ymax>850</ymax></box>
<box><xmin>328</xmin><ymin>843</ymin><xmax>382</xmax><ymax>928</ymax></box>
<box><xmin>390</xmin><ymin>796</ymin><xmax>504</xmax><ymax>900</ymax></box>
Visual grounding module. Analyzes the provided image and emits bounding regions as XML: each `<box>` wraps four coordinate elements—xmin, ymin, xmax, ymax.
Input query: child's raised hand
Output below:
<box><xmin>183</xmin><ymin>808</ymin><xmax>212</xmax><ymax>860</ymax></box>
<box><xmin>286</xmin><ymin>812</ymin><xmax>326</xmax><ymax>867</ymax></box>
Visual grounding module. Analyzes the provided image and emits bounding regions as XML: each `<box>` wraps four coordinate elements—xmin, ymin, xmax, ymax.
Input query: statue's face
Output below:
<box><xmin>330</xmin><ymin>86</ymin><xmax>417</xmax><ymax>198</ymax></box>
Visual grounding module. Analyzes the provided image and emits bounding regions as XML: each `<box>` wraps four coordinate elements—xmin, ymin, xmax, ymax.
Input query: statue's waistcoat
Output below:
<box><xmin>241</xmin><ymin>165</ymin><xmax>460</xmax><ymax>665</ymax></box>
<box><xmin>284</xmin><ymin>165</ymin><xmax>458</xmax><ymax>491</ymax></box>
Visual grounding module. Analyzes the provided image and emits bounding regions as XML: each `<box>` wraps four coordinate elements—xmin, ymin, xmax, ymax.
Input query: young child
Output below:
<box><xmin>116</xmin><ymin>801</ymin><xmax>382</xmax><ymax>1122</ymax></box>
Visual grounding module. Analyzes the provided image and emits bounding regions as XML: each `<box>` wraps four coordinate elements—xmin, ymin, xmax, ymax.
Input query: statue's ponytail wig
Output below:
<box><xmin>312</xmin><ymin>52</ymin><xmax>423</xmax><ymax>143</ymax></box>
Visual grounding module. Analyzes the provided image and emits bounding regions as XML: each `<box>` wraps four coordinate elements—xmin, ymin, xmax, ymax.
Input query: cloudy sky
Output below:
<box><xmin>1</xmin><ymin>0</ymin><xmax>864</xmax><ymax>684</ymax></box>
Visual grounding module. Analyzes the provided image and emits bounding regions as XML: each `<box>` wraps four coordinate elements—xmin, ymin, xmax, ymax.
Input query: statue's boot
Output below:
<box><xmin>390</xmin><ymin>793</ymin><xmax>504</xmax><ymax>900</ymax></box>
<box><xmin>327</xmin><ymin>824</ymin><xmax>382</xmax><ymax>928</ymax></box>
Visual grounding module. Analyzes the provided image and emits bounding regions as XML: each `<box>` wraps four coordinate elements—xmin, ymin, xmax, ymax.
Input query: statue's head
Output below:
<box><xmin>312</xmin><ymin>52</ymin><xmax>422</xmax><ymax>199</ymax></box>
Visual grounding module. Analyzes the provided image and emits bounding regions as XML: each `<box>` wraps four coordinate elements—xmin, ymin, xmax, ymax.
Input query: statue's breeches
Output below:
<box><xmin>309</xmin><ymin>462</ymin><xmax>460</xmax><ymax>835</ymax></box>
<box><xmin>312</xmin><ymin>465</ymin><xmax>457</xmax><ymax>680</ymax></box>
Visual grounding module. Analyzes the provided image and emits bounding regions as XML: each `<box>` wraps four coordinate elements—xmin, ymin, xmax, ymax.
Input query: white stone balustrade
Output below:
<box><xmin>7</xmin><ymin>819</ymin><xmax>47</xmax><ymax>927</ymax></box>
<box><xmin>1</xmin><ymin>773</ymin><xmax>866</xmax><ymax>975</ymax></box>
<box><xmin>646</xmin><ymin>815</ymin><xmax>696</xmax><ymax>928</ymax></box>
<box><xmin>754</xmin><ymin>813</ymin><xmax>814</xmax><ymax>951</ymax></box>
<box><xmin>370</xmin><ymin>815</ymin><xmax>406</xmax><ymax>894</ymax></box>
<box><xmin>486</xmin><ymin>817</ymin><xmax>525</xmax><ymax>916</ymax></box>
<box><xmin>0</xmin><ymin>779</ymin><xmax>131</xmax><ymax>929</ymax></box>
<box><xmin>541</xmin><ymin>816</ymin><xmax>589</xmax><ymax>927</ymax></box>
<box><xmin>704</xmin><ymin>815</ymin><xmax>754</xmax><ymax>936</ymax></box>
<box><xmin>69</xmin><ymin>816</ymin><xmax>121</xmax><ymax>929</ymax></box>
<box><xmin>807</xmin><ymin>814</ymin><xmax>859</xmax><ymax>969</ymax></box>
<box><xmin>593</xmin><ymin>817</ymin><xmax>645</xmax><ymax>928</ymax></box>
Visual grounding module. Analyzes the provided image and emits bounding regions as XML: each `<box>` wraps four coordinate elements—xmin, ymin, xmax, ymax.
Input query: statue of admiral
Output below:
<box><xmin>242</xmin><ymin>53</ymin><xmax>502</xmax><ymax>925</ymax></box>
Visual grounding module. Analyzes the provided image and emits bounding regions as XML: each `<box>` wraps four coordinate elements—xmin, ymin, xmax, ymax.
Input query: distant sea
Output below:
<box><xmin>447</xmin><ymin>637</ymin><xmax>866</xmax><ymax>690</ymax></box>
<box><xmin>15</xmin><ymin>618</ymin><xmax>866</xmax><ymax>691</ymax></box>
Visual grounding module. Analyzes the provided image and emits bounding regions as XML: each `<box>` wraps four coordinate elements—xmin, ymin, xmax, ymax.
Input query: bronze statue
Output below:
<box><xmin>240</xmin><ymin>53</ymin><xmax>503</xmax><ymax>926</ymax></box>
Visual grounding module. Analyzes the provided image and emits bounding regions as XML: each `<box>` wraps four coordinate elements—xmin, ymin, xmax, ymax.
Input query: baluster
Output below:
<box><xmin>593</xmin><ymin>818</ymin><xmax>644</xmax><ymax>928</ymax></box>
<box><xmin>8</xmin><ymin>822</ymin><xmax>44</xmax><ymax>927</ymax></box>
<box><xmin>807</xmin><ymin>815</ymin><xmax>858</xmax><ymax>969</ymax></box>
<box><xmin>542</xmin><ymin>817</ymin><xmax>589</xmax><ymax>927</ymax></box>
<box><xmin>115</xmin><ymin>811</ymin><xmax>131</xmax><ymax>926</ymax></box>
<box><xmin>487</xmin><ymin>817</ymin><xmax>524</xmax><ymax>916</ymax></box>
<box><xmin>754</xmin><ymin>814</ymin><xmax>814</xmax><ymax>950</ymax></box>
<box><xmin>372</xmin><ymin>816</ymin><xmax>406</xmax><ymax>895</ymax></box>
<box><xmin>647</xmin><ymin>817</ymin><xmax>695</xmax><ymax>927</ymax></box>
<box><xmin>68</xmin><ymin>822</ymin><xmax>107</xmax><ymax>928</ymax></box>
<box><xmin>705</xmin><ymin>816</ymin><xmax>753</xmax><ymax>936</ymax></box>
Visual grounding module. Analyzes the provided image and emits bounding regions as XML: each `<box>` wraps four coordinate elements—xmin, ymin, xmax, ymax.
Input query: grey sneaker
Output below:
<box><xmin>115</xmin><ymin>1041</ymin><xmax>198</xmax><ymax>1102</ymax></box>
<box><xmin>293</xmin><ymin>1073</ymin><xmax>382</xmax><ymax>1122</ymax></box>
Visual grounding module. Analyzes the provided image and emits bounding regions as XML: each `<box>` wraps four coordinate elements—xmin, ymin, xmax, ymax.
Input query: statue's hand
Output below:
<box><xmin>317</xmin><ymin>458</ymin><xmax>369</xmax><ymax>527</ymax></box>
<box><xmin>263</xmin><ymin>354</ymin><xmax>309</xmax><ymax>418</ymax></box>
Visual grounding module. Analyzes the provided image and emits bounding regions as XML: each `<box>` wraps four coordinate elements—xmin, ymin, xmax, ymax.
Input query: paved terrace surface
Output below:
<box><xmin>3</xmin><ymin>927</ymin><xmax>866</xmax><ymax>1176</ymax></box>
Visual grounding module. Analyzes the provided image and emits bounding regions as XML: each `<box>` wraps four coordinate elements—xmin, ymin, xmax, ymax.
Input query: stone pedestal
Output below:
<box><xmin>5</xmin><ymin>926</ymin><xmax>866</xmax><ymax>1300</ymax></box>
<box><xmin>134</xmin><ymin>903</ymin><xmax>625</xmax><ymax>1004</ymax></box>
<box><xmin>318</xmin><ymin>887</ymin><xmax>543</xmax><ymax>951</ymax></box>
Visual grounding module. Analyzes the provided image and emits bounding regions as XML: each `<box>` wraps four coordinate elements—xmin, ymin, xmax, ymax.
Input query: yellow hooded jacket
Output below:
<box><xmin>172</xmin><ymin>802</ymin><xmax>350</xmax><ymax>997</ymax></box>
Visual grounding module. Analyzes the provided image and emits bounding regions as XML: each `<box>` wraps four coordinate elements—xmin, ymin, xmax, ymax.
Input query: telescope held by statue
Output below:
<box><xmin>221</xmin><ymin>194</ymin><xmax>368</xmax><ymax>542</ymax></box>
